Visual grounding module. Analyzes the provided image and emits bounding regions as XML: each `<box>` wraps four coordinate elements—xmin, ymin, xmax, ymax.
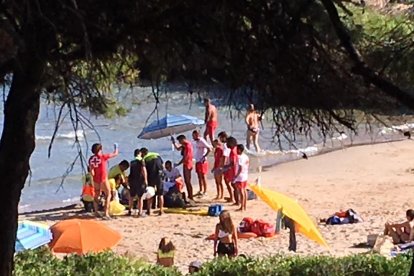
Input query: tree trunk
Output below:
<box><xmin>0</xmin><ymin>59</ymin><xmax>44</xmax><ymax>275</ymax></box>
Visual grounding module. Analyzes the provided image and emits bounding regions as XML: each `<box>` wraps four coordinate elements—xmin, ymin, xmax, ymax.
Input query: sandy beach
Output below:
<box><xmin>21</xmin><ymin>140</ymin><xmax>414</xmax><ymax>272</ymax></box>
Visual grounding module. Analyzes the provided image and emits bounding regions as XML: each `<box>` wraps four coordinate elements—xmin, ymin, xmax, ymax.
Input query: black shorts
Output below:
<box><xmin>130</xmin><ymin>183</ymin><xmax>146</xmax><ymax>198</ymax></box>
<box><xmin>217</xmin><ymin>242</ymin><xmax>235</xmax><ymax>256</ymax></box>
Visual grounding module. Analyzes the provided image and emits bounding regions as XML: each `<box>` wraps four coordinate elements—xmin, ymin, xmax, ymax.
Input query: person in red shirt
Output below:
<box><xmin>88</xmin><ymin>143</ymin><xmax>119</xmax><ymax>219</ymax></box>
<box><xmin>212</xmin><ymin>139</ymin><xmax>224</xmax><ymax>200</ymax></box>
<box><xmin>172</xmin><ymin>135</ymin><xmax>194</xmax><ymax>200</ymax></box>
<box><xmin>222</xmin><ymin>137</ymin><xmax>239</xmax><ymax>205</ymax></box>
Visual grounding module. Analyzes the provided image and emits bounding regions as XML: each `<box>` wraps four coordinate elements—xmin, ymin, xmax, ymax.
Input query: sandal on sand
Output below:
<box><xmin>102</xmin><ymin>215</ymin><xmax>112</xmax><ymax>220</ymax></box>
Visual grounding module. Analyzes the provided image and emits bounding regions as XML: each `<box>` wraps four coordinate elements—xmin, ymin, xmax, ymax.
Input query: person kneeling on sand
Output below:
<box><xmin>163</xmin><ymin>160</ymin><xmax>181</xmax><ymax>193</ymax></box>
<box><xmin>384</xmin><ymin>209</ymin><xmax>414</xmax><ymax>244</ymax></box>
<box><xmin>157</xmin><ymin>237</ymin><xmax>175</xmax><ymax>267</ymax></box>
<box><xmin>214</xmin><ymin>210</ymin><xmax>238</xmax><ymax>257</ymax></box>
<box><xmin>108</xmin><ymin>174</ymin><xmax>123</xmax><ymax>202</ymax></box>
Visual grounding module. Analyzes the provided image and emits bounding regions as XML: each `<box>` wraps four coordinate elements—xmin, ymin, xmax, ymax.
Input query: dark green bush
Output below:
<box><xmin>14</xmin><ymin>247</ymin><xmax>181</xmax><ymax>276</ymax></box>
<box><xmin>195</xmin><ymin>254</ymin><xmax>411</xmax><ymax>276</ymax></box>
<box><xmin>13</xmin><ymin>248</ymin><xmax>411</xmax><ymax>276</ymax></box>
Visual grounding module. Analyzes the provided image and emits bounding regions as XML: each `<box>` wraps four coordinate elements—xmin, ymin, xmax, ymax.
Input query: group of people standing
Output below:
<box><xmin>85</xmin><ymin>143</ymin><xmax>166</xmax><ymax>219</ymax></box>
<box><xmin>84</xmin><ymin>98</ymin><xmax>262</xmax><ymax>219</ymax></box>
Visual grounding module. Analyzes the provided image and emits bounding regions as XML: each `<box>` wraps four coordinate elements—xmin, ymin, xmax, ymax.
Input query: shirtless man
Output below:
<box><xmin>384</xmin><ymin>209</ymin><xmax>414</xmax><ymax>244</ymax></box>
<box><xmin>204</xmin><ymin>98</ymin><xmax>218</xmax><ymax>144</ymax></box>
<box><xmin>245</xmin><ymin>104</ymin><xmax>261</xmax><ymax>152</ymax></box>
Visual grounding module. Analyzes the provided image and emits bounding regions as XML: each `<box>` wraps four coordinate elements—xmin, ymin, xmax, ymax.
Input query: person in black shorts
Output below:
<box><xmin>140</xmin><ymin>148</ymin><xmax>164</xmax><ymax>215</ymax></box>
<box><xmin>129</xmin><ymin>149</ymin><xmax>148</xmax><ymax>217</ymax></box>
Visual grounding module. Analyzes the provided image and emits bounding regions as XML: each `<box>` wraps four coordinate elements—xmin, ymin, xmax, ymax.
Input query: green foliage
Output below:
<box><xmin>344</xmin><ymin>6</ymin><xmax>414</xmax><ymax>89</ymax></box>
<box><xmin>14</xmin><ymin>248</ymin><xmax>411</xmax><ymax>276</ymax></box>
<box><xmin>14</xmin><ymin>248</ymin><xmax>180</xmax><ymax>276</ymax></box>
<box><xmin>196</xmin><ymin>254</ymin><xmax>411</xmax><ymax>276</ymax></box>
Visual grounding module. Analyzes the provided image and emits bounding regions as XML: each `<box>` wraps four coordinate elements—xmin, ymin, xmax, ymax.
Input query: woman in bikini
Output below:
<box><xmin>384</xmin><ymin>209</ymin><xmax>414</xmax><ymax>244</ymax></box>
<box><xmin>214</xmin><ymin>210</ymin><xmax>238</xmax><ymax>257</ymax></box>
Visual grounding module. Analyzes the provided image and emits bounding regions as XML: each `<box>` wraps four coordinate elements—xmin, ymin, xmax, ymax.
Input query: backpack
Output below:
<box><xmin>208</xmin><ymin>204</ymin><xmax>223</xmax><ymax>217</ymax></box>
<box><xmin>260</xmin><ymin>222</ymin><xmax>275</xmax><ymax>237</ymax></box>
<box><xmin>164</xmin><ymin>192</ymin><xmax>185</xmax><ymax>208</ymax></box>
<box><xmin>239</xmin><ymin>217</ymin><xmax>254</xmax><ymax>233</ymax></box>
<box><xmin>247</xmin><ymin>189</ymin><xmax>257</xmax><ymax>200</ymax></box>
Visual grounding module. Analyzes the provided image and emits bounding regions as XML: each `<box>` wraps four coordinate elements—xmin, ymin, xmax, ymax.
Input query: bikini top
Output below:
<box><xmin>218</xmin><ymin>229</ymin><xmax>230</xmax><ymax>239</ymax></box>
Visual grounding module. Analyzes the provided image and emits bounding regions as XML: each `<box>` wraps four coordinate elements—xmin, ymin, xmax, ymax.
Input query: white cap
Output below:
<box><xmin>189</xmin><ymin>260</ymin><xmax>202</xmax><ymax>268</ymax></box>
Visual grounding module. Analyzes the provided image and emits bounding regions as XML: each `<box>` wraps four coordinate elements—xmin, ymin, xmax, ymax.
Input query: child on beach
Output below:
<box><xmin>81</xmin><ymin>173</ymin><xmax>95</xmax><ymax>212</ymax></box>
<box><xmin>212</xmin><ymin>139</ymin><xmax>224</xmax><ymax>200</ymax></box>
<box><xmin>214</xmin><ymin>210</ymin><xmax>238</xmax><ymax>257</ymax></box>
<box><xmin>88</xmin><ymin>143</ymin><xmax>119</xmax><ymax>219</ymax></box>
<box><xmin>156</xmin><ymin>237</ymin><xmax>176</xmax><ymax>267</ymax></box>
<box><xmin>384</xmin><ymin>209</ymin><xmax>414</xmax><ymax>244</ymax></box>
<box><xmin>108</xmin><ymin>174</ymin><xmax>123</xmax><ymax>202</ymax></box>
<box><xmin>234</xmin><ymin>144</ymin><xmax>249</xmax><ymax>211</ymax></box>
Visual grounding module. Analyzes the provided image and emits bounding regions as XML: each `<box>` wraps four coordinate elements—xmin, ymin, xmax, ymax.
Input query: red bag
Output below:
<box><xmin>239</xmin><ymin>217</ymin><xmax>254</xmax><ymax>233</ymax></box>
<box><xmin>251</xmin><ymin>220</ymin><xmax>264</xmax><ymax>236</ymax></box>
<box><xmin>175</xmin><ymin>177</ymin><xmax>184</xmax><ymax>192</ymax></box>
<box><xmin>260</xmin><ymin>222</ymin><xmax>275</xmax><ymax>237</ymax></box>
<box><xmin>251</xmin><ymin>219</ymin><xmax>275</xmax><ymax>237</ymax></box>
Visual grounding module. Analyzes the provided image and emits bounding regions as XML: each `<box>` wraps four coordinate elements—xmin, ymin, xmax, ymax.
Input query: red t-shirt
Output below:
<box><xmin>88</xmin><ymin>153</ymin><xmax>111</xmax><ymax>183</ymax></box>
<box><xmin>214</xmin><ymin>145</ymin><xmax>223</xmax><ymax>169</ymax></box>
<box><xmin>225</xmin><ymin>147</ymin><xmax>238</xmax><ymax>180</ymax></box>
<box><xmin>183</xmin><ymin>141</ymin><xmax>193</xmax><ymax>170</ymax></box>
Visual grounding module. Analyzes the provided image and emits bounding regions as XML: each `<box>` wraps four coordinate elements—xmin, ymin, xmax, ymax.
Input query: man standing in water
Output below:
<box><xmin>172</xmin><ymin>135</ymin><xmax>194</xmax><ymax>200</ymax></box>
<box><xmin>192</xmin><ymin>130</ymin><xmax>212</xmax><ymax>196</ymax></box>
<box><xmin>245</xmin><ymin>104</ymin><xmax>261</xmax><ymax>152</ymax></box>
<box><xmin>88</xmin><ymin>143</ymin><xmax>119</xmax><ymax>219</ymax></box>
<box><xmin>204</xmin><ymin>98</ymin><xmax>218</xmax><ymax>144</ymax></box>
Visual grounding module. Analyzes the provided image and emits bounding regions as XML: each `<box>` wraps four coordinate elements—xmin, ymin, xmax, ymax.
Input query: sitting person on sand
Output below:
<box><xmin>214</xmin><ymin>210</ymin><xmax>238</xmax><ymax>257</ymax></box>
<box><xmin>108</xmin><ymin>174</ymin><xmax>123</xmax><ymax>202</ymax></box>
<box><xmin>384</xmin><ymin>209</ymin><xmax>414</xmax><ymax>244</ymax></box>
<box><xmin>81</xmin><ymin>173</ymin><xmax>95</xmax><ymax>212</ymax></box>
<box><xmin>156</xmin><ymin>237</ymin><xmax>175</xmax><ymax>267</ymax></box>
<box><xmin>163</xmin><ymin>160</ymin><xmax>181</xmax><ymax>193</ymax></box>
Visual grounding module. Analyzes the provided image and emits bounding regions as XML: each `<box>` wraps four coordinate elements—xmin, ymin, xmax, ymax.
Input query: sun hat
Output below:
<box><xmin>189</xmin><ymin>260</ymin><xmax>202</xmax><ymax>269</ymax></box>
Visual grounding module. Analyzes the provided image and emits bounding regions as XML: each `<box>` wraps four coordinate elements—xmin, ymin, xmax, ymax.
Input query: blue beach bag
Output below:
<box><xmin>208</xmin><ymin>204</ymin><xmax>223</xmax><ymax>216</ymax></box>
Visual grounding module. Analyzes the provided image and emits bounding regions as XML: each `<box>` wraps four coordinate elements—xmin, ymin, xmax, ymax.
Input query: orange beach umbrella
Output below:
<box><xmin>49</xmin><ymin>219</ymin><xmax>121</xmax><ymax>254</ymax></box>
<box><xmin>249</xmin><ymin>183</ymin><xmax>329</xmax><ymax>248</ymax></box>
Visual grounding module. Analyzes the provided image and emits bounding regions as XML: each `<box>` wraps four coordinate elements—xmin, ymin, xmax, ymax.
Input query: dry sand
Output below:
<box><xmin>21</xmin><ymin>140</ymin><xmax>414</xmax><ymax>272</ymax></box>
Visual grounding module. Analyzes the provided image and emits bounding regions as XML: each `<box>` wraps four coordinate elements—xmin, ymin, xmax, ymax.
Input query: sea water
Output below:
<box><xmin>0</xmin><ymin>86</ymin><xmax>409</xmax><ymax>212</ymax></box>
